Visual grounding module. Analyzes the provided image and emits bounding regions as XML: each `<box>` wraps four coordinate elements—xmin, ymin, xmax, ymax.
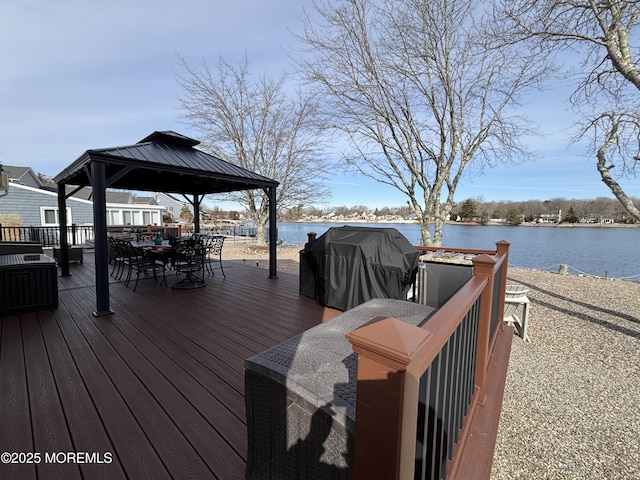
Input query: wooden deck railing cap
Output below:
<box><xmin>346</xmin><ymin>316</ymin><xmax>433</xmax><ymax>370</ymax></box>
<box><xmin>472</xmin><ymin>253</ymin><xmax>498</xmax><ymax>269</ymax></box>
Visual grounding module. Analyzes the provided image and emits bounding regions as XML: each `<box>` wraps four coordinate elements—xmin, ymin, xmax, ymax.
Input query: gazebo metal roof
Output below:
<box><xmin>53</xmin><ymin>130</ymin><xmax>278</xmax><ymax>194</ymax></box>
<box><xmin>54</xmin><ymin>131</ymin><xmax>279</xmax><ymax>316</ymax></box>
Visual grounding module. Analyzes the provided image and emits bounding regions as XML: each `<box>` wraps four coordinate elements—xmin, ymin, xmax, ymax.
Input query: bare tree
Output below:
<box><xmin>296</xmin><ymin>0</ymin><xmax>550</xmax><ymax>245</ymax></box>
<box><xmin>180</xmin><ymin>204</ymin><xmax>194</xmax><ymax>225</ymax></box>
<box><xmin>177</xmin><ymin>56</ymin><xmax>330</xmax><ymax>242</ymax></box>
<box><xmin>36</xmin><ymin>172</ymin><xmax>55</xmax><ymax>188</ymax></box>
<box><xmin>498</xmin><ymin>0</ymin><xmax>640</xmax><ymax>222</ymax></box>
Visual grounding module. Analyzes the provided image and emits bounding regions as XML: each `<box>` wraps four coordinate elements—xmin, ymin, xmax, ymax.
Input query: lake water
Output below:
<box><xmin>274</xmin><ymin>221</ymin><xmax>640</xmax><ymax>281</ymax></box>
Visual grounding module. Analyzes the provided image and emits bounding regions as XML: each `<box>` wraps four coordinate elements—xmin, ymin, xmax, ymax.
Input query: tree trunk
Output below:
<box><xmin>432</xmin><ymin>216</ymin><xmax>445</xmax><ymax>247</ymax></box>
<box><xmin>255</xmin><ymin>218</ymin><xmax>267</xmax><ymax>244</ymax></box>
<box><xmin>597</xmin><ymin>161</ymin><xmax>640</xmax><ymax>222</ymax></box>
<box><xmin>596</xmin><ymin>121</ymin><xmax>640</xmax><ymax>223</ymax></box>
<box><xmin>419</xmin><ymin>218</ymin><xmax>432</xmax><ymax>247</ymax></box>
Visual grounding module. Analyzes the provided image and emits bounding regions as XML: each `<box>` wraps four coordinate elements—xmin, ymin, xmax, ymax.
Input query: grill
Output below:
<box><xmin>299</xmin><ymin>226</ymin><xmax>420</xmax><ymax>311</ymax></box>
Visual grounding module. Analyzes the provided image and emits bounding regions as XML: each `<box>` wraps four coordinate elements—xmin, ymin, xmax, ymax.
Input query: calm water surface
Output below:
<box><xmin>275</xmin><ymin>221</ymin><xmax>640</xmax><ymax>281</ymax></box>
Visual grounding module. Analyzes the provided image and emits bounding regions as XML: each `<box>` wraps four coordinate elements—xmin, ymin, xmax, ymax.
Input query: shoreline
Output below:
<box><xmin>277</xmin><ymin>219</ymin><xmax>639</xmax><ymax>228</ymax></box>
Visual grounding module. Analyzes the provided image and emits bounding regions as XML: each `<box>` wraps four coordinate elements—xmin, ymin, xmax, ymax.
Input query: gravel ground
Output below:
<box><xmin>492</xmin><ymin>268</ymin><xmax>639</xmax><ymax>480</ymax></box>
<box><xmin>223</xmin><ymin>243</ymin><xmax>640</xmax><ymax>479</ymax></box>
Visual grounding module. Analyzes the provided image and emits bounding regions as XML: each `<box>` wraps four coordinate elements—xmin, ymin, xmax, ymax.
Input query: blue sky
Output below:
<box><xmin>1</xmin><ymin>0</ymin><xmax>637</xmax><ymax>210</ymax></box>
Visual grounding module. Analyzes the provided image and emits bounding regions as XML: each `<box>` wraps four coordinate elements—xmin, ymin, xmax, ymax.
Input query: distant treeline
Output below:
<box><xmin>277</xmin><ymin>197</ymin><xmax>638</xmax><ymax>223</ymax></box>
<box><xmin>204</xmin><ymin>196</ymin><xmax>638</xmax><ymax>224</ymax></box>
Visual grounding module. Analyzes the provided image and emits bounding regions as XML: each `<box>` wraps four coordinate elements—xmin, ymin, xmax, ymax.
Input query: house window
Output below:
<box><xmin>41</xmin><ymin>207</ymin><xmax>72</xmax><ymax>226</ymax></box>
<box><xmin>108</xmin><ymin>210</ymin><xmax>121</xmax><ymax>226</ymax></box>
<box><xmin>106</xmin><ymin>209</ymin><xmax>161</xmax><ymax>226</ymax></box>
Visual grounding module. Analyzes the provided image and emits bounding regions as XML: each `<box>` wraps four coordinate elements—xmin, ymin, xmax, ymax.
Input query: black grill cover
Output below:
<box><xmin>299</xmin><ymin>226</ymin><xmax>420</xmax><ymax>311</ymax></box>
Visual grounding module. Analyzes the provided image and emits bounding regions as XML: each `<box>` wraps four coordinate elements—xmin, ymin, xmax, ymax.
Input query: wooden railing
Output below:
<box><xmin>346</xmin><ymin>241</ymin><xmax>510</xmax><ymax>480</ymax></box>
<box><xmin>0</xmin><ymin>223</ymin><xmax>266</xmax><ymax>247</ymax></box>
<box><xmin>0</xmin><ymin>224</ymin><xmax>187</xmax><ymax>246</ymax></box>
<box><xmin>0</xmin><ymin>224</ymin><xmax>95</xmax><ymax>246</ymax></box>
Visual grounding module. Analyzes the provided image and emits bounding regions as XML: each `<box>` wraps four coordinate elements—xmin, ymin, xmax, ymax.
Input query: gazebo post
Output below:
<box><xmin>57</xmin><ymin>182</ymin><xmax>71</xmax><ymax>277</ymax></box>
<box><xmin>193</xmin><ymin>194</ymin><xmax>201</xmax><ymax>233</ymax></box>
<box><xmin>267</xmin><ymin>186</ymin><xmax>278</xmax><ymax>279</ymax></box>
<box><xmin>92</xmin><ymin>160</ymin><xmax>113</xmax><ymax>317</ymax></box>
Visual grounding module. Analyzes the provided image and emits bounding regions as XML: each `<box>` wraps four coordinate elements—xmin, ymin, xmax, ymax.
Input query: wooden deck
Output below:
<box><xmin>0</xmin><ymin>252</ymin><xmax>340</xmax><ymax>480</ymax></box>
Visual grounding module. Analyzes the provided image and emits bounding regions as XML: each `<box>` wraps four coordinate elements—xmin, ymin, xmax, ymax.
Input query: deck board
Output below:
<box><xmin>53</xmin><ymin>292</ymin><xmax>174</xmax><ymax>480</ymax></box>
<box><xmin>0</xmin><ymin>251</ymin><xmax>340</xmax><ymax>480</ymax></box>
<box><xmin>59</xmin><ymin>285</ymin><xmax>236</xmax><ymax>480</ymax></box>
<box><xmin>38</xmin><ymin>308</ymin><xmax>127</xmax><ymax>480</ymax></box>
<box><xmin>0</xmin><ymin>318</ymin><xmax>37</xmax><ymax>480</ymax></box>
<box><xmin>22</xmin><ymin>312</ymin><xmax>83</xmax><ymax>480</ymax></box>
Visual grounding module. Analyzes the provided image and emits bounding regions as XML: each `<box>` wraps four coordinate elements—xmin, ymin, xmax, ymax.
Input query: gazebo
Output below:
<box><xmin>53</xmin><ymin>131</ymin><xmax>279</xmax><ymax>316</ymax></box>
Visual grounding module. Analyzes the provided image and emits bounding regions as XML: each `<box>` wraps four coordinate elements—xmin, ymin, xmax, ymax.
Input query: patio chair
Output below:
<box><xmin>504</xmin><ymin>284</ymin><xmax>531</xmax><ymax>342</ymax></box>
<box><xmin>109</xmin><ymin>237</ymin><xmax>128</xmax><ymax>279</ymax></box>
<box><xmin>172</xmin><ymin>239</ymin><xmax>207</xmax><ymax>289</ymax></box>
<box><xmin>203</xmin><ymin>235</ymin><xmax>225</xmax><ymax>276</ymax></box>
<box><xmin>121</xmin><ymin>241</ymin><xmax>166</xmax><ymax>292</ymax></box>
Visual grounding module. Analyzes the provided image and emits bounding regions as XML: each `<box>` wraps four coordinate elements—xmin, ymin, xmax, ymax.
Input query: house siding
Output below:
<box><xmin>1</xmin><ymin>183</ymin><xmax>165</xmax><ymax>227</ymax></box>
<box><xmin>154</xmin><ymin>192</ymin><xmax>191</xmax><ymax>218</ymax></box>
<box><xmin>0</xmin><ymin>183</ymin><xmax>94</xmax><ymax>226</ymax></box>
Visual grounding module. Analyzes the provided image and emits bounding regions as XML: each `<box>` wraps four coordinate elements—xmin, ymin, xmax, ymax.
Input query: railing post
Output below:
<box><xmin>470</xmin><ymin>254</ymin><xmax>497</xmax><ymax>405</ymax></box>
<box><xmin>495</xmin><ymin>240</ymin><xmax>510</xmax><ymax>323</ymax></box>
<box><xmin>495</xmin><ymin>239</ymin><xmax>510</xmax><ymax>259</ymax></box>
<box><xmin>346</xmin><ymin>317</ymin><xmax>433</xmax><ymax>480</ymax></box>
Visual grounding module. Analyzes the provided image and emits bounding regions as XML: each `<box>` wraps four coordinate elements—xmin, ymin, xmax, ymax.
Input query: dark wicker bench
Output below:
<box><xmin>244</xmin><ymin>298</ymin><xmax>435</xmax><ymax>480</ymax></box>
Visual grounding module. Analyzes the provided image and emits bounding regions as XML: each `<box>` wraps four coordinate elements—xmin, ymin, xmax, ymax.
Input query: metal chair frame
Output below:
<box><xmin>172</xmin><ymin>239</ymin><xmax>207</xmax><ymax>289</ymax></box>
<box><xmin>203</xmin><ymin>235</ymin><xmax>225</xmax><ymax>277</ymax></box>
<box><xmin>122</xmin><ymin>241</ymin><xmax>166</xmax><ymax>292</ymax></box>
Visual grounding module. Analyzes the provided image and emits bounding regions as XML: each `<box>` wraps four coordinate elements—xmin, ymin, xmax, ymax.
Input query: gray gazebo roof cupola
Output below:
<box><xmin>54</xmin><ymin>131</ymin><xmax>279</xmax><ymax>316</ymax></box>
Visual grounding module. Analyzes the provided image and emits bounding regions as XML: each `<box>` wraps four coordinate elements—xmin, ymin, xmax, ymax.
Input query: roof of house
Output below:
<box><xmin>155</xmin><ymin>191</ymin><xmax>188</xmax><ymax>204</ymax></box>
<box><xmin>134</xmin><ymin>196</ymin><xmax>157</xmax><ymax>205</ymax></box>
<box><xmin>53</xmin><ymin>130</ymin><xmax>278</xmax><ymax>194</ymax></box>
<box><xmin>2</xmin><ymin>165</ymin><xmax>42</xmax><ymax>186</ymax></box>
<box><xmin>66</xmin><ymin>186</ymin><xmax>135</xmax><ymax>204</ymax></box>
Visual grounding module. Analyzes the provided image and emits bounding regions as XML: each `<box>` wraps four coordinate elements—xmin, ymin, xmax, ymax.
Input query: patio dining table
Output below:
<box><xmin>130</xmin><ymin>239</ymin><xmax>208</xmax><ymax>290</ymax></box>
<box><xmin>131</xmin><ymin>240</ymin><xmax>172</xmax><ymax>249</ymax></box>
<box><xmin>131</xmin><ymin>240</ymin><xmax>173</xmax><ymax>252</ymax></box>
<box><xmin>130</xmin><ymin>240</ymin><xmax>174</xmax><ymax>265</ymax></box>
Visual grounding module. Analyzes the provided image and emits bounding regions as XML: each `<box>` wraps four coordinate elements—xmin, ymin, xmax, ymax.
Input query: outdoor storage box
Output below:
<box><xmin>53</xmin><ymin>246</ymin><xmax>84</xmax><ymax>264</ymax></box>
<box><xmin>0</xmin><ymin>254</ymin><xmax>58</xmax><ymax>316</ymax></box>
